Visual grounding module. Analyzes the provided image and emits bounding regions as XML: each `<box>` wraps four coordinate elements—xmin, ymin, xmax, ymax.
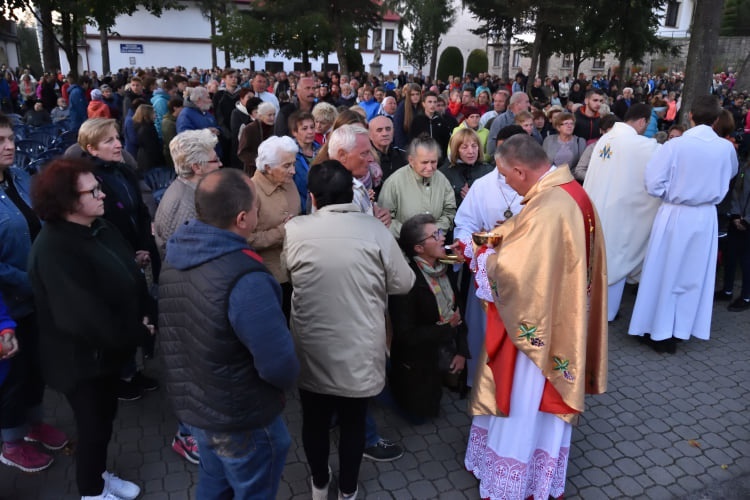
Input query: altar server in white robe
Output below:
<box><xmin>628</xmin><ymin>96</ymin><xmax>738</xmax><ymax>353</ymax></box>
<box><xmin>583</xmin><ymin>103</ymin><xmax>661</xmax><ymax>321</ymax></box>
<box><xmin>453</xmin><ymin>125</ymin><xmax>526</xmax><ymax>387</ymax></box>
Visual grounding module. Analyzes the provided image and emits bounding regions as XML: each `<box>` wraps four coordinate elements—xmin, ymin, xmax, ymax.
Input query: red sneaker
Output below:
<box><xmin>25</xmin><ymin>422</ymin><xmax>70</xmax><ymax>450</ymax></box>
<box><xmin>0</xmin><ymin>442</ymin><xmax>54</xmax><ymax>472</ymax></box>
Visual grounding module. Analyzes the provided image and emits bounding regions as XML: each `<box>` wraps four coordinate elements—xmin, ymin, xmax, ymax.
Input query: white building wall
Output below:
<box><xmin>433</xmin><ymin>0</ymin><xmax>487</xmax><ymax>73</ymax></box>
<box><xmin>655</xmin><ymin>0</ymin><xmax>694</xmax><ymax>37</ymax></box>
<box><xmin>59</xmin><ymin>4</ymin><xmax>401</xmax><ymax>75</ymax></box>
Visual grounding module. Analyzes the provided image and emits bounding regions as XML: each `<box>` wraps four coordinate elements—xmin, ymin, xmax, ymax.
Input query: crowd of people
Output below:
<box><xmin>0</xmin><ymin>60</ymin><xmax>746</xmax><ymax>500</ymax></box>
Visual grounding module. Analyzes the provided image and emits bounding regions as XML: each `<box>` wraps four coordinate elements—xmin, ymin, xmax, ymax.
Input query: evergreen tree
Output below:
<box><xmin>391</xmin><ymin>0</ymin><xmax>455</xmax><ymax>79</ymax></box>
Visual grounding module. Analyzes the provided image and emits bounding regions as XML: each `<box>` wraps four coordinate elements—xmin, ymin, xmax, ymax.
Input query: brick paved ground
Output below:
<box><xmin>0</xmin><ymin>286</ymin><xmax>748</xmax><ymax>499</ymax></box>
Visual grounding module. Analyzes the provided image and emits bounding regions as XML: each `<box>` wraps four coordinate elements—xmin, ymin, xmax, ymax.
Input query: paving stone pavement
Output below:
<box><xmin>0</xmin><ymin>286</ymin><xmax>748</xmax><ymax>500</ymax></box>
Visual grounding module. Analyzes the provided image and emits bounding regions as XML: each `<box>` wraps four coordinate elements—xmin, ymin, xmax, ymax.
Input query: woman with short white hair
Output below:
<box><xmin>238</xmin><ymin>101</ymin><xmax>277</xmax><ymax>175</ymax></box>
<box><xmin>249</xmin><ymin>135</ymin><xmax>301</xmax><ymax>319</ymax></box>
<box><xmin>154</xmin><ymin>129</ymin><xmax>221</xmax><ymax>259</ymax></box>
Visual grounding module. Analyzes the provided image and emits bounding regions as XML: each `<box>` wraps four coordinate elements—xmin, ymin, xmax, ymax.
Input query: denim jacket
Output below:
<box><xmin>0</xmin><ymin>166</ymin><xmax>35</xmax><ymax>319</ymax></box>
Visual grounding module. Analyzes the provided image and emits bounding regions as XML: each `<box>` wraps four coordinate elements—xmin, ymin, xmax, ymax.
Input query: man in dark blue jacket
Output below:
<box><xmin>159</xmin><ymin>168</ymin><xmax>299</xmax><ymax>498</ymax></box>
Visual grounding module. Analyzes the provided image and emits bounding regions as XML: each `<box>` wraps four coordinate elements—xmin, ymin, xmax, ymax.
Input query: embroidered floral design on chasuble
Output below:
<box><xmin>553</xmin><ymin>356</ymin><xmax>575</xmax><ymax>382</ymax></box>
<box><xmin>518</xmin><ymin>323</ymin><xmax>544</xmax><ymax>347</ymax></box>
<box><xmin>598</xmin><ymin>143</ymin><xmax>612</xmax><ymax>160</ymax></box>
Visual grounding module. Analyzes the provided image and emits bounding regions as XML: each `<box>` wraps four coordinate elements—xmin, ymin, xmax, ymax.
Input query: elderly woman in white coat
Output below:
<box><xmin>249</xmin><ymin>136</ymin><xmax>301</xmax><ymax>319</ymax></box>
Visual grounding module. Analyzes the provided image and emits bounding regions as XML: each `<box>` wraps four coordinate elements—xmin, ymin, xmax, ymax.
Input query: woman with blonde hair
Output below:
<box><xmin>439</xmin><ymin>128</ymin><xmax>494</xmax><ymax>209</ymax></box>
<box><xmin>312</xmin><ymin>102</ymin><xmax>337</xmax><ymax>145</ymax></box>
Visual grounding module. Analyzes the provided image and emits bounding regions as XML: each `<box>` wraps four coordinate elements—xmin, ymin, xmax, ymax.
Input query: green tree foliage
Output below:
<box><xmin>543</xmin><ymin>1</ymin><xmax>610</xmax><ymax>78</ymax></box>
<box><xmin>721</xmin><ymin>0</ymin><xmax>750</xmax><ymax>35</ymax></box>
<box><xmin>436</xmin><ymin>46</ymin><xmax>464</xmax><ymax>81</ymax></box>
<box><xmin>466</xmin><ymin>49</ymin><xmax>489</xmax><ymax>74</ymax></box>
<box><xmin>465</xmin><ymin>0</ymin><xmax>677</xmax><ymax>81</ymax></box>
<box><xmin>606</xmin><ymin>0</ymin><xmax>677</xmax><ymax>81</ymax></box>
<box><xmin>216</xmin><ymin>0</ymin><xmax>382</xmax><ymax>75</ymax></box>
<box><xmin>344</xmin><ymin>46</ymin><xmax>365</xmax><ymax>74</ymax></box>
<box><xmin>1</xmin><ymin>0</ymin><xmax>181</xmax><ymax>77</ymax></box>
<box><xmin>17</xmin><ymin>22</ymin><xmax>42</xmax><ymax>75</ymax></box>
<box><xmin>390</xmin><ymin>0</ymin><xmax>455</xmax><ymax>79</ymax></box>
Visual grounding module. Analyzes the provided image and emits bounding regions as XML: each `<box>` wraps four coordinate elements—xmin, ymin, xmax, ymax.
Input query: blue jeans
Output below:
<box><xmin>187</xmin><ymin>415</ymin><xmax>290</xmax><ymax>500</ymax></box>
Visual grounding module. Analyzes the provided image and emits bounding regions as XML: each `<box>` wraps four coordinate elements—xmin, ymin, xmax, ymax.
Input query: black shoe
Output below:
<box><xmin>363</xmin><ymin>439</ymin><xmax>404</xmax><ymax>462</ymax></box>
<box><xmin>131</xmin><ymin>371</ymin><xmax>159</xmax><ymax>391</ymax></box>
<box><xmin>116</xmin><ymin>379</ymin><xmax>144</xmax><ymax>401</ymax></box>
<box><xmin>714</xmin><ymin>290</ymin><xmax>733</xmax><ymax>301</ymax></box>
<box><xmin>648</xmin><ymin>337</ymin><xmax>677</xmax><ymax>354</ymax></box>
<box><xmin>728</xmin><ymin>297</ymin><xmax>750</xmax><ymax>312</ymax></box>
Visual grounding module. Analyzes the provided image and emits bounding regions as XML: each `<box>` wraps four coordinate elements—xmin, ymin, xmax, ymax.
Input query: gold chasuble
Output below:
<box><xmin>469</xmin><ymin>167</ymin><xmax>608</xmax><ymax>425</ymax></box>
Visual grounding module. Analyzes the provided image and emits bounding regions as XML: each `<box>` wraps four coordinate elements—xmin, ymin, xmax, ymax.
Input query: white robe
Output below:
<box><xmin>628</xmin><ymin>125</ymin><xmax>738</xmax><ymax>341</ymax></box>
<box><xmin>454</xmin><ymin>169</ymin><xmax>523</xmax><ymax>386</ymax></box>
<box><xmin>583</xmin><ymin>122</ymin><xmax>661</xmax><ymax>285</ymax></box>
<box><xmin>465</xmin><ymin>352</ymin><xmax>571</xmax><ymax>500</ymax></box>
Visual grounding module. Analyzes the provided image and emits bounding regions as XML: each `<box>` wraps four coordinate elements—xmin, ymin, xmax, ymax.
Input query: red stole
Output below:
<box><xmin>485</xmin><ymin>180</ymin><xmax>595</xmax><ymax>416</ymax></box>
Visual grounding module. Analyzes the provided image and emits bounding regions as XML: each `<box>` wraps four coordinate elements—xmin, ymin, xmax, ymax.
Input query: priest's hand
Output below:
<box><xmin>460</xmin><ymin>183</ymin><xmax>469</xmax><ymax>199</ymax></box>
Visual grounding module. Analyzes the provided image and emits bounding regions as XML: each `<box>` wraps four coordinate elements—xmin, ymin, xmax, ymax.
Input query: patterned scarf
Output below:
<box><xmin>414</xmin><ymin>257</ymin><xmax>455</xmax><ymax>324</ymax></box>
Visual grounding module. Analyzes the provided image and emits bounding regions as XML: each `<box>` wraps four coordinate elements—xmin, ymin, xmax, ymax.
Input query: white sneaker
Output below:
<box><xmin>102</xmin><ymin>471</ymin><xmax>141</xmax><ymax>499</ymax></box>
<box><xmin>81</xmin><ymin>492</ymin><xmax>123</xmax><ymax>500</ymax></box>
<box><xmin>338</xmin><ymin>485</ymin><xmax>358</xmax><ymax>500</ymax></box>
<box><xmin>311</xmin><ymin>465</ymin><xmax>331</xmax><ymax>500</ymax></box>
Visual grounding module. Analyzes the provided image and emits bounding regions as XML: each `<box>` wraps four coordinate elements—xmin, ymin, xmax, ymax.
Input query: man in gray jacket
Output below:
<box><xmin>283</xmin><ymin>161</ymin><xmax>415</xmax><ymax>500</ymax></box>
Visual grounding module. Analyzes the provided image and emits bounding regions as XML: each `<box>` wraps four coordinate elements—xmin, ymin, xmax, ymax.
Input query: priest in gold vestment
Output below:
<box><xmin>464</xmin><ymin>135</ymin><xmax>608</xmax><ymax>500</ymax></box>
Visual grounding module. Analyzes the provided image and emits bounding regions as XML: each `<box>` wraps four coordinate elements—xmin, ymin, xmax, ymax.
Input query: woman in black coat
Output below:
<box><xmin>388</xmin><ymin>214</ymin><xmax>469</xmax><ymax>420</ymax></box>
<box><xmin>28</xmin><ymin>158</ymin><xmax>153</xmax><ymax>499</ymax></box>
<box><xmin>133</xmin><ymin>105</ymin><xmax>165</xmax><ymax>174</ymax></box>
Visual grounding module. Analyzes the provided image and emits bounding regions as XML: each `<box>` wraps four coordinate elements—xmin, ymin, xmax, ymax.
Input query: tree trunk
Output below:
<box><xmin>38</xmin><ymin>2</ymin><xmax>59</xmax><ymax>73</ymax></box>
<box><xmin>100</xmin><ymin>30</ymin><xmax>110</xmax><ymax>75</ymax></box>
<box><xmin>428</xmin><ymin>39</ymin><xmax>439</xmax><ymax>80</ymax></box>
<box><xmin>679</xmin><ymin>0</ymin><xmax>725</xmax><ymax>125</ymax></box>
<box><xmin>538</xmin><ymin>47</ymin><xmax>550</xmax><ymax>79</ymax></box>
<box><xmin>501</xmin><ymin>24</ymin><xmax>511</xmax><ymax>82</ymax></box>
<box><xmin>736</xmin><ymin>51</ymin><xmax>750</xmax><ymax>91</ymax></box>
<box><xmin>302</xmin><ymin>48</ymin><xmax>310</xmax><ymax>72</ymax></box>
<box><xmin>573</xmin><ymin>55</ymin><xmax>582</xmax><ymax>81</ymax></box>
<box><xmin>209</xmin><ymin>10</ymin><xmax>217</xmax><ymax>69</ymax></box>
<box><xmin>61</xmin><ymin>12</ymin><xmax>79</xmax><ymax>79</ymax></box>
<box><xmin>617</xmin><ymin>54</ymin><xmax>627</xmax><ymax>84</ymax></box>
<box><xmin>526</xmin><ymin>18</ymin><xmax>544</xmax><ymax>93</ymax></box>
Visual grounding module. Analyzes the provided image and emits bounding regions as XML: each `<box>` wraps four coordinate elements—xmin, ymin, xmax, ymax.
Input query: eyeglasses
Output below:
<box><xmin>418</xmin><ymin>228</ymin><xmax>444</xmax><ymax>244</ymax></box>
<box><xmin>78</xmin><ymin>183</ymin><xmax>103</xmax><ymax>199</ymax></box>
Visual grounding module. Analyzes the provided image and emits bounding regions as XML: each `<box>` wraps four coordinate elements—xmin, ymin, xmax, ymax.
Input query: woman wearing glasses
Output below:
<box><xmin>388</xmin><ymin>214</ymin><xmax>468</xmax><ymax>421</ymax></box>
<box><xmin>542</xmin><ymin>111</ymin><xmax>587</xmax><ymax>171</ymax></box>
<box><xmin>76</xmin><ymin>118</ymin><xmax>159</xmax><ymax>401</ymax></box>
<box><xmin>28</xmin><ymin>159</ymin><xmax>154</xmax><ymax>500</ymax></box>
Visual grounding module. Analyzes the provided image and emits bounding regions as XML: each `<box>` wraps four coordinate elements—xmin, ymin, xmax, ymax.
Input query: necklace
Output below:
<box><xmin>499</xmin><ymin>185</ymin><xmax>518</xmax><ymax>219</ymax></box>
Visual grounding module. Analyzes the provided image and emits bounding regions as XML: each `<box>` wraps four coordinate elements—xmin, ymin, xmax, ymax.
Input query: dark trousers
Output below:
<box><xmin>299</xmin><ymin>390</ymin><xmax>368</xmax><ymax>495</ymax></box>
<box><xmin>0</xmin><ymin>314</ymin><xmax>45</xmax><ymax>435</ymax></box>
<box><xmin>64</xmin><ymin>375</ymin><xmax>118</xmax><ymax>496</ymax></box>
<box><xmin>721</xmin><ymin>222</ymin><xmax>750</xmax><ymax>298</ymax></box>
